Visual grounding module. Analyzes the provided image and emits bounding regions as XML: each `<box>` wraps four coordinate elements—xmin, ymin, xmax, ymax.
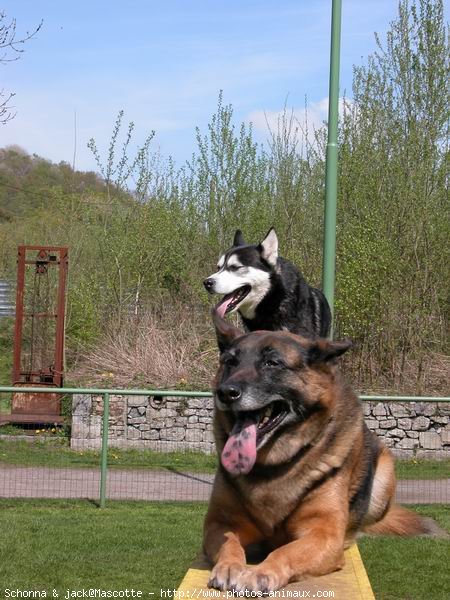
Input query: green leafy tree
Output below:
<box><xmin>336</xmin><ymin>0</ymin><xmax>449</xmax><ymax>388</ymax></box>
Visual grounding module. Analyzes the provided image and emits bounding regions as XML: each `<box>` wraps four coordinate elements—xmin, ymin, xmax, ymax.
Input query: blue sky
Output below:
<box><xmin>2</xmin><ymin>1</ymin><xmax>403</xmax><ymax>172</ymax></box>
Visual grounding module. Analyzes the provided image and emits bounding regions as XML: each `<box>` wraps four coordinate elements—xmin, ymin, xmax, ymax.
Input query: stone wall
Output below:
<box><xmin>364</xmin><ymin>400</ymin><xmax>450</xmax><ymax>459</ymax></box>
<box><xmin>71</xmin><ymin>394</ymin><xmax>450</xmax><ymax>458</ymax></box>
<box><xmin>71</xmin><ymin>394</ymin><xmax>215</xmax><ymax>453</ymax></box>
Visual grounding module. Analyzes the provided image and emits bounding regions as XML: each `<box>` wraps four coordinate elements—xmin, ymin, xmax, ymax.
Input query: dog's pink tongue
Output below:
<box><xmin>221</xmin><ymin>418</ymin><xmax>257</xmax><ymax>476</ymax></box>
<box><xmin>216</xmin><ymin>295</ymin><xmax>233</xmax><ymax>319</ymax></box>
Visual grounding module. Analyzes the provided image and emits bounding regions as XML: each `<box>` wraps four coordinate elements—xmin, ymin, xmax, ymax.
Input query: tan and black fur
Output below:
<box><xmin>203</xmin><ymin>313</ymin><xmax>445</xmax><ymax>593</ymax></box>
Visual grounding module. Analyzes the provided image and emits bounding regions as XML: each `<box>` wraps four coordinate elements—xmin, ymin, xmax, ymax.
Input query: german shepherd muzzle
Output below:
<box><xmin>203</xmin><ymin>312</ymin><xmax>445</xmax><ymax>593</ymax></box>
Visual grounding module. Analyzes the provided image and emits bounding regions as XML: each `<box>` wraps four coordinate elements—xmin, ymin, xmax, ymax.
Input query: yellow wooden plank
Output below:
<box><xmin>177</xmin><ymin>545</ymin><xmax>375</xmax><ymax>599</ymax></box>
<box><xmin>177</xmin><ymin>567</ymin><xmax>210</xmax><ymax>593</ymax></box>
<box><xmin>347</xmin><ymin>545</ymin><xmax>376</xmax><ymax>600</ymax></box>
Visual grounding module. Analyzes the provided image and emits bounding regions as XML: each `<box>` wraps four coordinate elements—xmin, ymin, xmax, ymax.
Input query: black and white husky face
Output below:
<box><xmin>204</xmin><ymin>228</ymin><xmax>278</xmax><ymax>319</ymax></box>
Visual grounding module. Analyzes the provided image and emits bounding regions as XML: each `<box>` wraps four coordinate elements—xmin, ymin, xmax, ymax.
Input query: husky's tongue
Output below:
<box><xmin>221</xmin><ymin>415</ymin><xmax>257</xmax><ymax>476</ymax></box>
<box><xmin>216</xmin><ymin>286</ymin><xmax>250</xmax><ymax>318</ymax></box>
<box><xmin>216</xmin><ymin>294</ymin><xmax>234</xmax><ymax>319</ymax></box>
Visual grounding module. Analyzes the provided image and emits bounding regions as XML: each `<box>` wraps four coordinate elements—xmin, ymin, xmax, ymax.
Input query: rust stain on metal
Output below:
<box><xmin>11</xmin><ymin>383</ymin><xmax>62</xmax><ymax>421</ymax></box>
<box><xmin>7</xmin><ymin>246</ymin><xmax>69</xmax><ymax>424</ymax></box>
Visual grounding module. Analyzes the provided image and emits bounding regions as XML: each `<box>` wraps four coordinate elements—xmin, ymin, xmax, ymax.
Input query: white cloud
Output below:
<box><xmin>248</xmin><ymin>97</ymin><xmax>350</xmax><ymax>134</ymax></box>
<box><xmin>247</xmin><ymin>97</ymin><xmax>352</xmax><ymax>151</ymax></box>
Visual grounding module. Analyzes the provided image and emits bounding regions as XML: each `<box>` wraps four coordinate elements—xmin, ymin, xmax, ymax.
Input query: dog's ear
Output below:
<box><xmin>212</xmin><ymin>309</ymin><xmax>244</xmax><ymax>353</ymax></box>
<box><xmin>306</xmin><ymin>338</ymin><xmax>352</xmax><ymax>365</ymax></box>
<box><xmin>233</xmin><ymin>230</ymin><xmax>246</xmax><ymax>247</ymax></box>
<box><xmin>259</xmin><ymin>227</ymin><xmax>278</xmax><ymax>266</ymax></box>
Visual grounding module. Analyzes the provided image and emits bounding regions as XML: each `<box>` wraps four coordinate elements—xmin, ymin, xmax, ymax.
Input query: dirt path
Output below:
<box><xmin>0</xmin><ymin>465</ymin><xmax>449</xmax><ymax>504</ymax></box>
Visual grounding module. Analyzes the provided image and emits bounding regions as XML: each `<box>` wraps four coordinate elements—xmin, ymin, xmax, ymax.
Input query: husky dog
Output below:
<box><xmin>203</xmin><ymin>228</ymin><xmax>331</xmax><ymax>338</ymax></box>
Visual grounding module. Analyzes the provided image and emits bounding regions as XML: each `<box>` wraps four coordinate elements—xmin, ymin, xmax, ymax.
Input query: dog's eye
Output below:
<box><xmin>222</xmin><ymin>354</ymin><xmax>238</xmax><ymax>366</ymax></box>
<box><xmin>229</xmin><ymin>265</ymin><xmax>241</xmax><ymax>272</ymax></box>
<box><xmin>264</xmin><ymin>358</ymin><xmax>282</xmax><ymax>368</ymax></box>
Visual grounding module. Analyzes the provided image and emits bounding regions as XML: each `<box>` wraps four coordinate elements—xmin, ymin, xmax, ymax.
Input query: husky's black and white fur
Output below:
<box><xmin>204</xmin><ymin>228</ymin><xmax>331</xmax><ymax>338</ymax></box>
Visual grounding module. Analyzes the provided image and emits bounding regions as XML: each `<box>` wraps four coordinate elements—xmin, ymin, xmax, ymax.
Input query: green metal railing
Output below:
<box><xmin>1</xmin><ymin>386</ymin><xmax>449</xmax><ymax>507</ymax></box>
<box><xmin>100</xmin><ymin>392</ymin><xmax>109</xmax><ymax>507</ymax></box>
<box><xmin>0</xmin><ymin>386</ymin><xmax>211</xmax><ymax>508</ymax></box>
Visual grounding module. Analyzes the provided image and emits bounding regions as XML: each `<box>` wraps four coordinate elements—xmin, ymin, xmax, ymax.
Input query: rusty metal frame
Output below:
<box><xmin>12</xmin><ymin>246</ymin><xmax>68</xmax><ymax>387</ymax></box>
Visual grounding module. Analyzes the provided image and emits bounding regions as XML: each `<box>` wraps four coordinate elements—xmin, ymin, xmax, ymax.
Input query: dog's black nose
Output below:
<box><xmin>217</xmin><ymin>384</ymin><xmax>242</xmax><ymax>404</ymax></box>
<box><xmin>203</xmin><ymin>278</ymin><xmax>215</xmax><ymax>292</ymax></box>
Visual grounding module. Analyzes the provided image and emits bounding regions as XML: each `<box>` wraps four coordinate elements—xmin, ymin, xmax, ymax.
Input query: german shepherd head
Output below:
<box><xmin>212</xmin><ymin>311</ymin><xmax>352</xmax><ymax>476</ymax></box>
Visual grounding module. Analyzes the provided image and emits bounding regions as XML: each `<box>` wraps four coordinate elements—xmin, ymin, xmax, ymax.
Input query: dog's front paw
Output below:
<box><xmin>208</xmin><ymin>561</ymin><xmax>245</xmax><ymax>591</ymax></box>
<box><xmin>233</xmin><ymin>566</ymin><xmax>284</xmax><ymax>594</ymax></box>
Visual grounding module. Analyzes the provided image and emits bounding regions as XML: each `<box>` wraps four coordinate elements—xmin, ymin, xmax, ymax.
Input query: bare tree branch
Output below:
<box><xmin>0</xmin><ymin>11</ymin><xmax>43</xmax><ymax>124</ymax></box>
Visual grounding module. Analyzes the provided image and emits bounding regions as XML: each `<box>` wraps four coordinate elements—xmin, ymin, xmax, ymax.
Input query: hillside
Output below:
<box><xmin>0</xmin><ymin>146</ymin><xmax>107</xmax><ymax>220</ymax></box>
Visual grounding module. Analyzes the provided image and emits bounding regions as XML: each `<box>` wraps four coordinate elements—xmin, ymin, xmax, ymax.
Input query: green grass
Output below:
<box><xmin>1</xmin><ymin>437</ymin><xmax>449</xmax><ymax>478</ymax></box>
<box><xmin>0</xmin><ymin>499</ymin><xmax>207</xmax><ymax>594</ymax></box>
<box><xmin>0</xmin><ymin>394</ymin><xmax>11</xmax><ymax>415</ymax></box>
<box><xmin>0</xmin><ymin>438</ymin><xmax>218</xmax><ymax>471</ymax></box>
<box><xmin>0</xmin><ymin>317</ymin><xmax>13</xmax><ymax>388</ymax></box>
<box><xmin>395</xmin><ymin>459</ymin><xmax>450</xmax><ymax>480</ymax></box>
<box><xmin>0</xmin><ymin>500</ymin><xmax>448</xmax><ymax>599</ymax></box>
<box><xmin>359</xmin><ymin>504</ymin><xmax>450</xmax><ymax>599</ymax></box>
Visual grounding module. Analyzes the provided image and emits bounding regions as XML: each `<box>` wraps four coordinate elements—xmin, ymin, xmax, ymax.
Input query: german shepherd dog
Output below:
<box><xmin>203</xmin><ymin>228</ymin><xmax>331</xmax><ymax>338</ymax></box>
<box><xmin>203</xmin><ymin>313</ymin><xmax>445</xmax><ymax>593</ymax></box>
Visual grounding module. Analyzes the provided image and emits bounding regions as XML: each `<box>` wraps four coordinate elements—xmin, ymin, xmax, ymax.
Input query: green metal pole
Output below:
<box><xmin>99</xmin><ymin>392</ymin><xmax>110</xmax><ymax>508</ymax></box>
<box><xmin>322</xmin><ymin>0</ymin><xmax>342</xmax><ymax>339</ymax></box>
